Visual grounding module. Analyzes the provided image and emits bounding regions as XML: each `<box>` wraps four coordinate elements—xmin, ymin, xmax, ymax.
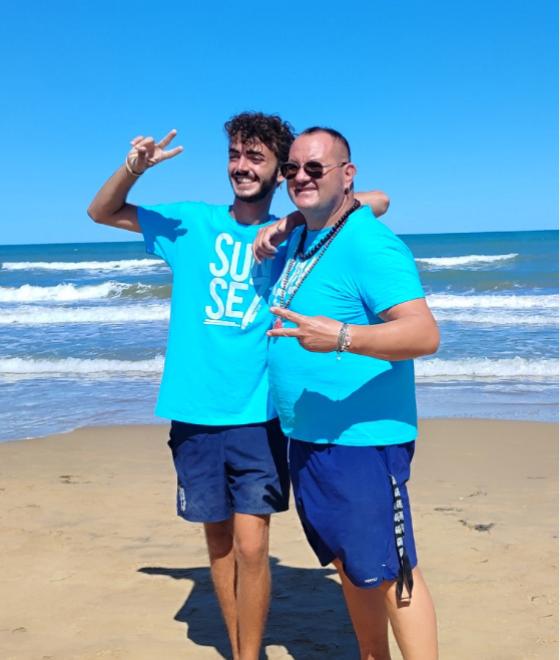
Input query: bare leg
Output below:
<box><xmin>384</xmin><ymin>567</ymin><xmax>438</xmax><ymax>660</ymax></box>
<box><xmin>204</xmin><ymin>519</ymin><xmax>239</xmax><ymax>660</ymax></box>
<box><xmin>233</xmin><ymin>513</ymin><xmax>271</xmax><ymax>660</ymax></box>
<box><xmin>333</xmin><ymin>559</ymin><xmax>392</xmax><ymax>660</ymax></box>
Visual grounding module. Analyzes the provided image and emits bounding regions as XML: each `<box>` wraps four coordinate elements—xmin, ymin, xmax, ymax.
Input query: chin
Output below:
<box><xmin>291</xmin><ymin>196</ymin><xmax>318</xmax><ymax>211</ymax></box>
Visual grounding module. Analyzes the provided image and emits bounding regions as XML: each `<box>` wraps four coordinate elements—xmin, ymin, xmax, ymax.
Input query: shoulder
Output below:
<box><xmin>346</xmin><ymin>207</ymin><xmax>414</xmax><ymax>260</ymax></box>
<box><xmin>140</xmin><ymin>200</ymin><xmax>218</xmax><ymax>220</ymax></box>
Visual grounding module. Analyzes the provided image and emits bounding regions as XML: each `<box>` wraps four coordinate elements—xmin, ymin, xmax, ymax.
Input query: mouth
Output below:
<box><xmin>293</xmin><ymin>185</ymin><xmax>316</xmax><ymax>195</ymax></box>
<box><xmin>233</xmin><ymin>174</ymin><xmax>258</xmax><ymax>186</ymax></box>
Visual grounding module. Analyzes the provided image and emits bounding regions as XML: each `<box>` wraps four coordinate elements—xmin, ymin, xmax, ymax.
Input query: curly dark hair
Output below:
<box><xmin>224</xmin><ymin>112</ymin><xmax>295</xmax><ymax>164</ymax></box>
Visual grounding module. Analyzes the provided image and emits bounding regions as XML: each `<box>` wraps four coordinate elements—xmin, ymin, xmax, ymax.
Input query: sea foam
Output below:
<box><xmin>0</xmin><ymin>282</ymin><xmax>127</xmax><ymax>303</ymax></box>
<box><xmin>417</xmin><ymin>253</ymin><xmax>518</xmax><ymax>268</ymax></box>
<box><xmin>416</xmin><ymin>356</ymin><xmax>557</xmax><ymax>379</ymax></box>
<box><xmin>427</xmin><ymin>293</ymin><xmax>558</xmax><ymax>310</ymax></box>
<box><xmin>1</xmin><ymin>258</ymin><xmax>164</xmax><ymax>271</ymax></box>
<box><xmin>0</xmin><ymin>356</ymin><xmax>164</xmax><ymax>375</ymax></box>
<box><xmin>0</xmin><ymin>304</ymin><xmax>170</xmax><ymax>324</ymax></box>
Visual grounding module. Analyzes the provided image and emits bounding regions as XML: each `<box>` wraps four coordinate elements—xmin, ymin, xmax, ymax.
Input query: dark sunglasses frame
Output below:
<box><xmin>280</xmin><ymin>160</ymin><xmax>348</xmax><ymax>180</ymax></box>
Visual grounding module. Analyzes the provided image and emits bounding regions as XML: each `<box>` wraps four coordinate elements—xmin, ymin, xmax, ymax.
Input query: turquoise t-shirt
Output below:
<box><xmin>138</xmin><ymin>201</ymin><xmax>284</xmax><ymax>425</ymax></box>
<box><xmin>268</xmin><ymin>205</ymin><xmax>425</xmax><ymax>446</ymax></box>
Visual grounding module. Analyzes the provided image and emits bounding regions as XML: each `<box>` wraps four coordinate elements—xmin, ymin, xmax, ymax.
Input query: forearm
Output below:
<box><xmin>355</xmin><ymin>190</ymin><xmax>390</xmax><ymax>218</ymax></box>
<box><xmin>347</xmin><ymin>315</ymin><xmax>439</xmax><ymax>361</ymax></box>
<box><xmin>87</xmin><ymin>165</ymin><xmax>138</xmax><ymax>222</ymax></box>
<box><xmin>285</xmin><ymin>210</ymin><xmax>305</xmax><ymax>230</ymax></box>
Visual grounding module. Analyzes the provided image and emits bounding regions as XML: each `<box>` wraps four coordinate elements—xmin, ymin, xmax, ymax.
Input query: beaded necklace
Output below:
<box><xmin>273</xmin><ymin>200</ymin><xmax>361</xmax><ymax>328</ymax></box>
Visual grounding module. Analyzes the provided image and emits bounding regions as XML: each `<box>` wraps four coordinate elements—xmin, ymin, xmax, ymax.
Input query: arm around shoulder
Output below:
<box><xmin>355</xmin><ymin>190</ymin><xmax>390</xmax><ymax>218</ymax></box>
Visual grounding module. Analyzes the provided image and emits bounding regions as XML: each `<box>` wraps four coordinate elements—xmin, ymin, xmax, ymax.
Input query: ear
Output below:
<box><xmin>276</xmin><ymin>167</ymin><xmax>285</xmax><ymax>187</ymax></box>
<box><xmin>343</xmin><ymin>162</ymin><xmax>357</xmax><ymax>193</ymax></box>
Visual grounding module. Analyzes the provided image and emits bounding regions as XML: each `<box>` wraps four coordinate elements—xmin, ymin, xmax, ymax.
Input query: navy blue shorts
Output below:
<box><xmin>289</xmin><ymin>439</ymin><xmax>417</xmax><ymax>595</ymax></box>
<box><xmin>168</xmin><ymin>418</ymin><xmax>290</xmax><ymax>523</ymax></box>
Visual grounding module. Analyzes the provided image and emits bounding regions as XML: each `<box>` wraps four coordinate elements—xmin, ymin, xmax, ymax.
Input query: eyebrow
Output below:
<box><xmin>228</xmin><ymin>147</ymin><xmax>265</xmax><ymax>157</ymax></box>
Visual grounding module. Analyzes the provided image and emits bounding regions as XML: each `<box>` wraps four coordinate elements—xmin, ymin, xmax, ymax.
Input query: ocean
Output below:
<box><xmin>0</xmin><ymin>230</ymin><xmax>557</xmax><ymax>442</ymax></box>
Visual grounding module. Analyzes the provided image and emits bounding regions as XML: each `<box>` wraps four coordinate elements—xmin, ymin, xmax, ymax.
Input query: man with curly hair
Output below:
<box><xmin>87</xmin><ymin>113</ymin><xmax>389</xmax><ymax>660</ymax></box>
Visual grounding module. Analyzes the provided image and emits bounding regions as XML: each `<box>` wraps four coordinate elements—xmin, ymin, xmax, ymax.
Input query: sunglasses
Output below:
<box><xmin>280</xmin><ymin>160</ymin><xmax>348</xmax><ymax>180</ymax></box>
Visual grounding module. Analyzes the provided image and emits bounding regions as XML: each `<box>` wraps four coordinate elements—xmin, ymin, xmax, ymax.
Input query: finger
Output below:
<box><xmin>267</xmin><ymin>327</ymin><xmax>300</xmax><ymax>338</ymax></box>
<box><xmin>138</xmin><ymin>136</ymin><xmax>155</xmax><ymax>149</ymax></box>
<box><xmin>130</xmin><ymin>136</ymin><xmax>144</xmax><ymax>146</ymax></box>
<box><xmin>270</xmin><ymin>306</ymin><xmax>306</xmax><ymax>324</ymax></box>
<box><xmin>135</xmin><ymin>149</ymin><xmax>149</xmax><ymax>168</ymax></box>
<box><xmin>160</xmin><ymin>146</ymin><xmax>184</xmax><ymax>161</ymax></box>
<box><xmin>254</xmin><ymin>237</ymin><xmax>277</xmax><ymax>256</ymax></box>
<box><xmin>261</xmin><ymin>234</ymin><xmax>276</xmax><ymax>251</ymax></box>
<box><xmin>158</xmin><ymin>129</ymin><xmax>178</xmax><ymax>148</ymax></box>
<box><xmin>253</xmin><ymin>247</ymin><xmax>276</xmax><ymax>263</ymax></box>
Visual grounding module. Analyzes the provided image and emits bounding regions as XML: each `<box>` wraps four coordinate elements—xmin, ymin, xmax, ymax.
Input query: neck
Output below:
<box><xmin>303</xmin><ymin>193</ymin><xmax>356</xmax><ymax>231</ymax></box>
<box><xmin>230</xmin><ymin>192</ymin><xmax>274</xmax><ymax>225</ymax></box>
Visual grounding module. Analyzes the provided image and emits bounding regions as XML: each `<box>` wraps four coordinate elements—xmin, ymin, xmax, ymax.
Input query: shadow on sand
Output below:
<box><xmin>139</xmin><ymin>556</ymin><xmax>357</xmax><ymax>659</ymax></box>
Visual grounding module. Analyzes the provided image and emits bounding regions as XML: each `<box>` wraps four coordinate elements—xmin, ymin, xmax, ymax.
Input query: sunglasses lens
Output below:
<box><xmin>281</xmin><ymin>163</ymin><xmax>298</xmax><ymax>179</ymax></box>
<box><xmin>304</xmin><ymin>162</ymin><xmax>325</xmax><ymax>179</ymax></box>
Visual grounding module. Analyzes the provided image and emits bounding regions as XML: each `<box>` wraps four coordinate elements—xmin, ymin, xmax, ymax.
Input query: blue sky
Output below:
<box><xmin>1</xmin><ymin>0</ymin><xmax>557</xmax><ymax>244</ymax></box>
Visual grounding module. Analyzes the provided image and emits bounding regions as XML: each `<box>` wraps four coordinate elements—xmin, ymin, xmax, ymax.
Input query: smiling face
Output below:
<box><xmin>286</xmin><ymin>132</ymin><xmax>356</xmax><ymax>219</ymax></box>
<box><xmin>227</xmin><ymin>136</ymin><xmax>282</xmax><ymax>204</ymax></box>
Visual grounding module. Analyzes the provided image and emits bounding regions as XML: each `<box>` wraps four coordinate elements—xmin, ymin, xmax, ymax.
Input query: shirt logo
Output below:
<box><xmin>204</xmin><ymin>232</ymin><xmax>270</xmax><ymax>328</ymax></box>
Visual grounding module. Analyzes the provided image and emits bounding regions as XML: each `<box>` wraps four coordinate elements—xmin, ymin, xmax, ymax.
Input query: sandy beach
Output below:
<box><xmin>0</xmin><ymin>419</ymin><xmax>556</xmax><ymax>659</ymax></box>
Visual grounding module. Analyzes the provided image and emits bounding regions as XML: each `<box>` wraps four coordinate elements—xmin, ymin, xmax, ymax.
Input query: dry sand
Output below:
<box><xmin>0</xmin><ymin>419</ymin><xmax>557</xmax><ymax>659</ymax></box>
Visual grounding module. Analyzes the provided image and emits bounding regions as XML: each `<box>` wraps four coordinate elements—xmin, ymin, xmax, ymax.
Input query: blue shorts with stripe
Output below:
<box><xmin>289</xmin><ymin>439</ymin><xmax>417</xmax><ymax>595</ymax></box>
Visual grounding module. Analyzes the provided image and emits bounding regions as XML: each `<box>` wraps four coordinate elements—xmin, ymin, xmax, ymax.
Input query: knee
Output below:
<box><xmin>205</xmin><ymin>522</ymin><xmax>233</xmax><ymax>559</ymax></box>
<box><xmin>234</xmin><ymin>534</ymin><xmax>268</xmax><ymax>568</ymax></box>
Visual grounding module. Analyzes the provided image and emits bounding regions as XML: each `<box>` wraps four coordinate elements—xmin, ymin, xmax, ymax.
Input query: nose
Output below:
<box><xmin>235</xmin><ymin>154</ymin><xmax>251</xmax><ymax>172</ymax></box>
<box><xmin>293</xmin><ymin>164</ymin><xmax>311</xmax><ymax>184</ymax></box>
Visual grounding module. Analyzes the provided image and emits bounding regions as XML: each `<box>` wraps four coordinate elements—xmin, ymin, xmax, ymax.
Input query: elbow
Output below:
<box><xmin>423</xmin><ymin>325</ymin><xmax>440</xmax><ymax>356</ymax></box>
<box><xmin>370</xmin><ymin>191</ymin><xmax>390</xmax><ymax>218</ymax></box>
<box><xmin>87</xmin><ymin>205</ymin><xmax>107</xmax><ymax>225</ymax></box>
<box><xmin>87</xmin><ymin>205</ymin><xmax>100</xmax><ymax>223</ymax></box>
<box><xmin>378</xmin><ymin>193</ymin><xmax>390</xmax><ymax>216</ymax></box>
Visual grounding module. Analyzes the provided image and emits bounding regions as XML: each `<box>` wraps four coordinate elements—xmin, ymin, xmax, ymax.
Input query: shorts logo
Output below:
<box><xmin>178</xmin><ymin>486</ymin><xmax>187</xmax><ymax>512</ymax></box>
<box><xmin>364</xmin><ymin>577</ymin><xmax>379</xmax><ymax>584</ymax></box>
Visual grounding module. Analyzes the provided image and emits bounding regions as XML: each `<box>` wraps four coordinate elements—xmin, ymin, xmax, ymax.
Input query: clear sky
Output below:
<box><xmin>1</xmin><ymin>0</ymin><xmax>557</xmax><ymax>245</ymax></box>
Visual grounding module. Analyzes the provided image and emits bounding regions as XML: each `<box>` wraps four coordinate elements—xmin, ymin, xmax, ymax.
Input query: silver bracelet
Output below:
<box><xmin>124</xmin><ymin>157</ymin><xmax>143</xmax><ymax>177</ymax></box>
<box><xmin>336</xmin><ymin>322</ymin><xmax>352</xmax><ymax>360</ymax></box>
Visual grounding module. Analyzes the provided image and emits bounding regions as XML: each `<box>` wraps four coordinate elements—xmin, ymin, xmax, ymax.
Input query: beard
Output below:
<box><xmin>232</xmin><ymin>171</ymin><xmax>278</xmax><ymax>204</ymax></box>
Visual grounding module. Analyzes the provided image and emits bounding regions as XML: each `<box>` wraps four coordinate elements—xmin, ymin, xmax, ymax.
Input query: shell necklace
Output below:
<box><xmin>273</xmin><ymin>200</ymin><xmax>361</xmax><ymax>328</ymax></box>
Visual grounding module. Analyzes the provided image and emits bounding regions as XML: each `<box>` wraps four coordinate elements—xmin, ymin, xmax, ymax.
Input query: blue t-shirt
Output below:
<box><xmin>268</xmin><ymin>205</ymin><xmax>425</xmax><ymax>446</ymax></box>
<box><xmin>138</xmin><ymin>201</ymin><xmax>284</xmax><ymax>425</ymax></box>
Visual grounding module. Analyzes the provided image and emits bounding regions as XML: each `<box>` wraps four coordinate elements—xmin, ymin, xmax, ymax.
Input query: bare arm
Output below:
<box><xmin>253</xmin><ymin>189</ymin><xmax>391</xmax><ymax>261</ymax></box>
<box><xmin>267</xmin><ymin>298</ymin><xmax>440</xmax><ymax>360</ymax></box>
<box><xmin>87</xmin><ymin>130</ymin><xmax>183</xmax><ymax>233</ymax></box>
<box><xmin>354</xmin><ymin>190</ymin><xmax>390</xmax><ymax>218</ymax></box>
<box><xmin>345</xmin><ymin>299</ymin><xmax>439</xmax><ymax>360</ymax></box>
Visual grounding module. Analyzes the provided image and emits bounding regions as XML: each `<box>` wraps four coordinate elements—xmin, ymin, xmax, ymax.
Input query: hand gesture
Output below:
<box><xmin>267</xmin><ymin>306</ymin><xmax>341</xmax><ymax>353</ymax></box>
<box><xmin>126</xmin><ymin>129</ymin><xmax>184</xmax><ymax>174</ymax></box>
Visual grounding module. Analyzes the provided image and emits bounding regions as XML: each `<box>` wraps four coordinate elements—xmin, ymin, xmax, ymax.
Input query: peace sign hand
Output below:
<box><xmin>267</xmin><ymin>306</ymin><xmax>342</xmax><ymax>353</ymax></box>
<box><xmin>126</xmin><ymin>129</ymin><xmax>184</xmax><ymax>174</ymax></box>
